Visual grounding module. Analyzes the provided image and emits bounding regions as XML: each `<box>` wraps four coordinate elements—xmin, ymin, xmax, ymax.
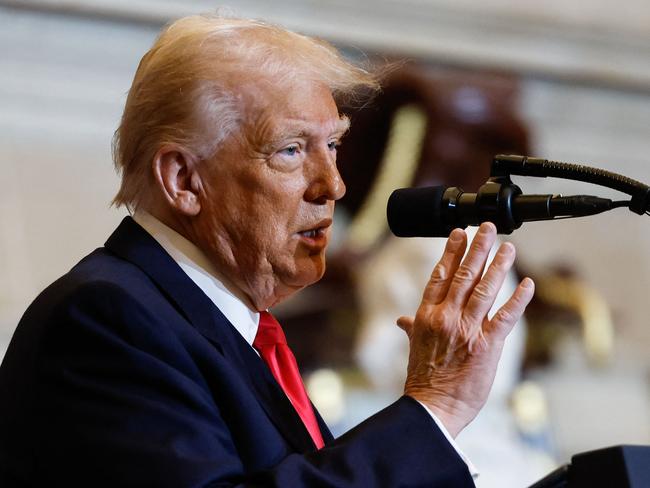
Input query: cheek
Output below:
<box><xmin>202</xmin><ymin>181</ymin><xmax>270</xmax><ymax>240</ymax></box>
<box><xmin>246</xmin><ymin>202</ymin><xmax>295</xmax><ymax>250</ymax></box>
<box><xmin>200</xmin><ymin>168</ymin><xmax>312</xmax><ymax>262</ymax></box>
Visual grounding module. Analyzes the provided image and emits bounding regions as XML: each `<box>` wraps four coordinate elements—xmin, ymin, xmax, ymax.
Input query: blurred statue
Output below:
<box><xmin>339</xmin><ymin>64</ymin><xmax>555</xmax><ymax>487</ymax></box>
<box><xmin>340</xmin><ymin>65</ymin><xmax>531</xmax><ymax>387</ymax></box>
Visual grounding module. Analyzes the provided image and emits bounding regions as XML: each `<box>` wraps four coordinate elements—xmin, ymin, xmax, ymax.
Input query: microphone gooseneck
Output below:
<box><xmin>387</xmin><ymin>154</ymin><xmax>649</xmax><ymax>238</ymax></box>
<box><xmin>492</xmin><ymin>155</ymin><xmax>649</xmax><ymax>215</ymax></box>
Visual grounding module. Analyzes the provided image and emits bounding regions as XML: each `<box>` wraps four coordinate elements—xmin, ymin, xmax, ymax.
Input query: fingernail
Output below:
<box><xmin>522</xmin><ymin>277</ymin><xmax>534</xmax><ymax>289</ymax></box>
<box><xmin>479</xmin><ymin>222</ymin><xmax>496</xmax><ymax>234</ymax></box>
<box><xmin>500</xmin><ymin>242</ymin><xmax>515</xmax><ymax>255</ymax></box>
<box><xmin>449</xmin><ymin>229</ymin><xmax>463</xmax><ymax>243</ymax></box>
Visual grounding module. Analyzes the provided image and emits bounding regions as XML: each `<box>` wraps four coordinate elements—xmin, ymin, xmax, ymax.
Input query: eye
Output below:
<box><xmin>327</xmin><ymin>140</ymin><xmax>340</xmax><ymax>151</ymax></box>
<box><xmin>279</xmin><ymin>145</ymin><xmax>300</xmax><ymax>156</ymax></box>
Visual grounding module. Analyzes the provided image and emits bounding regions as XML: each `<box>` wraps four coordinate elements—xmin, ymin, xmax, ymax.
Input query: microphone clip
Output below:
<box><xmin>443</xmin><ymin>176</ymin><xmax>524</xmax><ymax>234</ymax></box>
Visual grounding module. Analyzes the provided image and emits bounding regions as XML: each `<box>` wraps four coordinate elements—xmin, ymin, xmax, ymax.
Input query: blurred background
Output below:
<box><xmin>1</xmin><ymin>1</ymin><xmax>649</xmax><ymax>486</ymax></box>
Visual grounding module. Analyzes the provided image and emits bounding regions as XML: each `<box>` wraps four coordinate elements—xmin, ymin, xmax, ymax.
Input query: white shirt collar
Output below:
<box><xmin>132</xmin><ymin>210</ymin><xmax>259</xmax><ymax>346</ymax></box>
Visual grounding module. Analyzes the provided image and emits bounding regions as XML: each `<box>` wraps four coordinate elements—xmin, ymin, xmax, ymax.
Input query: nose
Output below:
<box><xmin>304</xmin><ymin>150</ymin><xmax>346</xmax><ymax>204</ymax></box>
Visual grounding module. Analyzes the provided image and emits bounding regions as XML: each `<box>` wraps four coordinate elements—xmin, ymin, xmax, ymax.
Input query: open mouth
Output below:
<box><xmin>299</xmin><ymin>228</ymin><xmax>325</xmax><ymax>238</ymax></box>
<box><xmin>297</xmin><ymin>219</ymin><xmax>332</xmax><ymax>245</ymax></box>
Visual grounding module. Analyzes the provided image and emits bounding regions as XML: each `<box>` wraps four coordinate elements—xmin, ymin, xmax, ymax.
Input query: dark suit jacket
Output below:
<box><xmin>0</xmin><ymin>217</ymin><xmax>474</xmax><ymax>487</ymax></box>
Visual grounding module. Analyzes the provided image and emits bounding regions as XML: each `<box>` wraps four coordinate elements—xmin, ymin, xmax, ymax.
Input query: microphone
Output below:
<box><xmin>387</xmin><ymin>183</ymin><xmax>616</xmax><ymax>237</ymax></box>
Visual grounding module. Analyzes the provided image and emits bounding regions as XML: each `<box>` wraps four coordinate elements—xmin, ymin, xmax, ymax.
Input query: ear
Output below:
<box><xmin>152</xmin><ymin>145</ymin><xmax>202</xmax><ymax>216</ymax></box>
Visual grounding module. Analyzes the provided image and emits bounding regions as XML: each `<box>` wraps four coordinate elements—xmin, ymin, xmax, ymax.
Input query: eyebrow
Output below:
<box><xmin>333</xmin><ymin>116</ymin><xmax>351</xmax><ymax>137</ymax></box>
<box><xmin>264</xmin><ymin>116</ymin><xmax>351</xmax><ymax>149</ymax></box>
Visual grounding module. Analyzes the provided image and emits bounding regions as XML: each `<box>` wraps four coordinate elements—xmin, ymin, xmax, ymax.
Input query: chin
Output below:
<box><xmin>286</xmin><ymin>255</ymin><xmax>327</xmax><ymax>288</ymax></box>
<box><xmin>307</xmin><ymin>254</ymin><xmax>327</xmax><ymax>282</ymax></box>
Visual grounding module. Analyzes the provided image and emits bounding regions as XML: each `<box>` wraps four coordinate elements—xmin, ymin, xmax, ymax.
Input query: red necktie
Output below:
<box><xmin>253</xmin><ymin>311</ymin><xmax>325</xmax><ymax>449</ymax></box>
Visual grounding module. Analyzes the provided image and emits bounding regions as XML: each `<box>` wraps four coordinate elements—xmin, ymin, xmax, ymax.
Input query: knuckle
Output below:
<box><xmin>493</xmin><ymin>308</ymin><xmax>514</xmax><ymax>325</ymax></box>
<box><xmin>471</xmin><ymin>236</ymin><xmax>492</xmax><ymax>254</ymax></box>
<box><xmin>492</xmin><ymin>256</ymin><xmax>510</xmax><ymax>272</ymax></box>
<box><xmin>495</xmin><ymin>259</ymin><xmax>514</xmax><ymax>276</ymax></box>
<box><xmin>452</xmin><ymin>264</ymin><xmax>474</xmax><ymax>284</ymax></box>
<box><xmin>428</xmin><ymin>264</ymin><xmax>449</xmax><ymax>286</ymax></box>
<box><xmin>472</xmin><ymin>281</ymin><xmax>494</xmax><ymax>302</ymax></box>
<box><xmin>509</xmin><ymin>293</ymin><xmax>526</xmax><ymax>312</ymax></box>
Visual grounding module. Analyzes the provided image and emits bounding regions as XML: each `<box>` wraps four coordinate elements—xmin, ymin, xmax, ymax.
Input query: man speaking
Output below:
<box><xmin>0</xmin><ymin>14</ymin><xmax>534</xmax><ymax>487</ymax></box>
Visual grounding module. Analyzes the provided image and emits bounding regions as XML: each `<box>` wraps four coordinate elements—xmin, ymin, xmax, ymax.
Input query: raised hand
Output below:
<box><xmin>399</xmin><ymin>222</ymin><xmax>535</xmax><ymax>437</ymax></box>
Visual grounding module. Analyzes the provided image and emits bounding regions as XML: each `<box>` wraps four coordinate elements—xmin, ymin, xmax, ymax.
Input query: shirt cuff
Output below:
<box><xmin>415</xmin><ymin>400</ymin><xmax>480</xmax><ymax>479</ymax></box>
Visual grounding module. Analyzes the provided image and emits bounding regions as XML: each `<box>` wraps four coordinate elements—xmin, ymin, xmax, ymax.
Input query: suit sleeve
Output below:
<box><xmin>32</xmin><ymin>281</ymin><xmax>474</xmax><ymax>487</ymax></box>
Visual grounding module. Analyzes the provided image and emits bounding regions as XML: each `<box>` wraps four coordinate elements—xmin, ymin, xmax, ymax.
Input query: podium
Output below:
<box><xmin>530</xmin><ymin>445</ymin><xmax>650</xmax><ymax>488</ymax></box>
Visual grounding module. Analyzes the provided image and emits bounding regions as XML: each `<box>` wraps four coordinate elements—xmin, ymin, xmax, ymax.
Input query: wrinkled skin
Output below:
<box><xmin>190</xmin><ymin>82</ymin><xmax>349</xmax><ymax>310</ymax></box>
<box><xmin>399</xmin><ymin>223</ymin><xmax>534</xmax><ymax>437</ymax></box>
<box><xmin>149</xmin><ymin>79</ymin><xmax>348</xmax><ymax>311</ymax></box>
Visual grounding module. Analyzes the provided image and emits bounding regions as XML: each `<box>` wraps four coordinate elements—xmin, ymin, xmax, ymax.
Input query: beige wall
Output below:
<box><xmin>0</xmin><ymin>9</ymin><xmax>157</xmax><ymax>352</ymax></box>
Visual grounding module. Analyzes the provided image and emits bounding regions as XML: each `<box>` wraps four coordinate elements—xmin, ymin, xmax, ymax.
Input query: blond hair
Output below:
<box><xmin>112</xmin><ymin>13</ymin><xmax>379</xmax><ymax>210</ymax></box>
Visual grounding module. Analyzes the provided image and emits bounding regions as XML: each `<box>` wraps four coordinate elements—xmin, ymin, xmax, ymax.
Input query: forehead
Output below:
<box><xmin>238</xmin><ymin>80</ymin><xmax>346</xmax><ymax>143</ymax></box>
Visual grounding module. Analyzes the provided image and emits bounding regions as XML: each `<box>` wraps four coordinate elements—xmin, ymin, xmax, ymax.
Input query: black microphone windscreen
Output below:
<box><xmin>387</xmin><ymin>186</ymin><xmax>454</xmax><ymax>237</ymax></box>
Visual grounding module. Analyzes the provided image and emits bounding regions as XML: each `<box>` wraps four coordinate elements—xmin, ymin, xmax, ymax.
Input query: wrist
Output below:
<box><xmin>404</xmin><ymin>390</ymin><xmax>472</xmax><ymax>438</ymax></box>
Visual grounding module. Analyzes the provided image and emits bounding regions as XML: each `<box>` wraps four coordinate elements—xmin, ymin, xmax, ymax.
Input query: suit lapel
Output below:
<box><xmin>105</xmin><ymin>217</ymin><xmax>319</xmax><ymax>451</ymax></box>
<box><xmin>313</xmin><ymin>403</ymin><xmax>334</xmax><ymax>444</ymax></box>
<box><xmin>227</xmin><ymin>327</ymin><xmax>320</xmax><ymax>450</ymax></box>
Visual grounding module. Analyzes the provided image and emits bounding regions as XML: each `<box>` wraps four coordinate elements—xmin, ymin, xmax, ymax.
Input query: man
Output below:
<box><xmin>0</xmin><ymin>14</ymin><xmax>534</xmax><ymax>487</ymax></box>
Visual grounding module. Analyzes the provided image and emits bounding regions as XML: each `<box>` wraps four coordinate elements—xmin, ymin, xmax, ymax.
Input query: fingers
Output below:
<box><xmin>421</xmin><ymin>228</ymin><xmax>467</xmax><ymax>306</ymax></box>
<box><xmin>462</xmin><ymin>241</ymin><xmax>516</xmax><ymax>325</ymax></box>
<box><xmin>487</xmin><ymin>277</ymin><xmax>535</xmax><ymax>340</ymax></box>
<box><xmin>446</xmin><ymin>223</ymin><xmax>496</xmax><ymax>307</ymax></box>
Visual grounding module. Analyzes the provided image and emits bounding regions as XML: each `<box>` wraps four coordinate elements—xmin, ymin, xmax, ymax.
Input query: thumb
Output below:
<box><xmin>396</xmin><ymin>316</ymin><xmax>415</xmax><ymax>338</ymax></box>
